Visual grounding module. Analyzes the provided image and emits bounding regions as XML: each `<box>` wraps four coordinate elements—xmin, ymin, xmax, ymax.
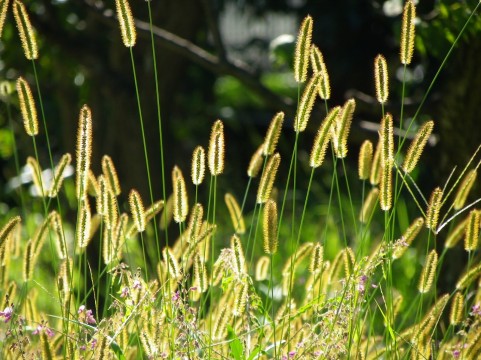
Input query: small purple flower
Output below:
<box><xmin>120</xmin><ymin>286</ymin><xmax>129</xmax><ymax>298</ymax></box>
<box><xmin>471</xmin><ymin>304</ymin><xmax>481</xmax><ymax>316</ymax></box>
<box><xmin>190</xmin><ymin>286</ymin><xmax>198</xmax><ymax>291</ymax></box>
<box><xmin>133</xmin><ymin>279</ymin><xmax>141</xmax><ymax>290</ymax></box>
<box><xmin>0</xmin><ymin>306</ymin><xmax>13</xmax><ymax>323</ymax></box>
<box><xmin>172</xmin><ymin>291</ymin><xmax>180</xmax><ymax>302</ymax></box>
<box><xmin>32</xmin><ymin>324</ymin><xmax>55</xmax><ymax>337</ymax></box>
<box><xmin>453</xmin><ymin>349</ymin><xmax>461</xmax><ymax>359</ymax></box>
<box><xmin>289</xmin><ymin>350</ymin><xmax>296</xmax><ymax>358</ymax></box>
<box><xmin>45</xmin><ymin>327</ymin><xmax>55</xmax><ymax>337</ymax></box>
<box><xmin>78</xmin><ymin>305</ymin><xmax>86</xmax><ymax>314</ymax></box>
<box><xmin>91</xmin><ymin>338</ymin><xmax>97</xmax><ymax>349</ymax></box>
<box><xmin>32</xmin><ymin>325</ymin><xmax>42</xmax><ymax>335</ymax></box>
<box><xmin>85</xmin><ymin>309</ymin><xmax>96</xmax><ymax>324</ymax></box>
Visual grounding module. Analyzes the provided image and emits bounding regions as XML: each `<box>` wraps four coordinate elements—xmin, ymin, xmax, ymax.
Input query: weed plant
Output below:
<box><xmin>1</xmin><ymin>0</ymin><xmax>481</xmax><ymax>359</ymax></box>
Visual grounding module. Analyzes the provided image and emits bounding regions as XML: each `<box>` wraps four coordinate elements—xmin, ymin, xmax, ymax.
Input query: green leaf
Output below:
<box><xmin>227</xmin><ymin>325</ymin><xmax>246</xmax><ymax>360</ymax></box>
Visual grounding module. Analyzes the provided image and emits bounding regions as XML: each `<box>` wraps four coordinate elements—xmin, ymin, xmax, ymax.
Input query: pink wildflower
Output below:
<box><xmin>0</xmin><ymin>306</ymin><xmax>13</xmax><ymax>323</ymax></box>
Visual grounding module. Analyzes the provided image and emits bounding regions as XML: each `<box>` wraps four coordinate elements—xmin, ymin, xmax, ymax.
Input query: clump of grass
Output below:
<box><xmin>2</xmin><ymin>1</ymin><xmax>481</xmax><ymax>359</ymax></box>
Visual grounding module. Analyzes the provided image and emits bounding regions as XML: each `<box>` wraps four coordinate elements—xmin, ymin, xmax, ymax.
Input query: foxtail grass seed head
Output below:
<box><xmin>231</xmin><ymin>234</ymin><xmax>247</xmax><ymax>275</ymax></box>
<box><xmin>464</xmin><ymin>209</ymin><xmax>480</xmax><ymax>252</ymax></box>
<box><xmin>191</xmin><ymin>146</ymin><xmax>206</xmax><ymax>185</ymax></box>
<box><xmin>343</xmin><ymin>247</ymin><xmax>356</xmax><ymax>278</ymax></box>
<box><xmin>257</xmin><ymin>153</ymin><xmax>281</xmax><ymax>204</ymax></box>
<box><xmin>76</xmin><ymin>105</ymin><xmax>93</xmax><ymax>200</ymax></box>
<box><xmin>380</xmin><ymin>165</ymin><xmax>392</xmax><ymax>211</ymax></box>
<box><xmin>454</xmin><ymin>169</ymin><xmax>477</xmax><ymax>210</ymax></box>
<box><xmin>159</xmin><ymin>194</ymin><xmax>173</xmax><ymax>230</ymax></box>
<box><xmin>87</xmin><ymin>170</ymin><xmax>99</xmax><ymax>197</ymax></box>
<box><xmin>115</xmin><ymin>0</ymin><xmax>136</xmax><ymax>47</ymax></box>
<box><xmin>456</xmin><ymin>263</ymin><xmax>481</xmax><ymax>290</ymax></box>
<box><xmin>247</xmin><ymin>144</ymin><xmax>264</xmax><ymax>178</ymax></box>
<box><xmin>445</xmin><ymin>217</ymin><xmax>468</xmax><ymax>249</ymax></box>
<box><xmin>96</xmin><ymin>175</ymin><xmax>107</xmax><ymax>216</ymax></box>
<box><xmin>309</xmin><ymin>106</ymin><xmax>340</xmax><ymax>168</ymax></box>
<box><xmin>48</xmin><ymin>153</ymin><xmax>72</xmax><ymax>198</ymax></box>
<box><xmin>393</xmin><ymin>217</ymin><xmax>424</xmax><ymax>259</ymax></box>
<box><xmin>309</xmin><ymin>243</ymin><xmax>323</xmax><ymax>274</ymax></box>
<box><xmin>425</xmin><ymin>187</ymin><xmax>443</xmax><ymax>231</ymax></box>
<box><xmin>13</xmin><ymin>0</ymin><xmax>38</xmax><ymax>60</ymax></box>
<box><xmin>450</xmin><ymin>292</ymin><xmax>464</xmax><ymax>326</ymax></box>
<box><xmin>294</xmin><ymin>73</ymin><xmax>321</xmax><ymax>133</ymax></box>
<box><xmin>16</xmin><ymin>77</ymin><xmax>38</xmax><ymax>136</ymax></box>
<box><xmin>76</xmin><ymin>197</ymin><xmax>91</xmax><ymax>249</ymax></box>
<box><xmin>208</xmin><ymin>120</ymin><xmax>225</xmax><ymax>176</ymax></box>
<box><xmin>310</xmin><ymin>45</ymin><xmax>330</xmax><ymax>99</ymax></box>
<box><xmin>0</xmin><ymin>0</ymin><xmax>9</xmax><ymax>38</ymax></box>
<box><xmin>193</xmin><ymin>253</ymin><xmax>208</xmax><ymax>293</ymax></box>
<box><xmin>263</xmin><ymin>199</ymin><xmax>278</xmax><ymax>255</ymax></box>
<box><xmin>380</xmin><ymin>113</ymin><xmax>394</xmax><ymax>168</ymax></box>
<box><xmin>187</xmin><ymin>203</ymin><xmax>203</xmax><ymax>243</ymax></box>
<box><xmin>359</xmin><ymin>187</ymin><xmax>379</xmax><ymax>223</ymax></box>
<box><xmin>332</xmin><ymin>98</ymin><xmax>356</xmax><ymax>158</ymax></box>
<box><xmin>104</xmin><ymin>187</ymin><xmax>118</xmax><ymax>231</ymax></box>
<box><xmin>0</xmin><ymin>216</ymin><xmax>21</xmax><ymax>249</ymax></box>
<box><xmin>23</xmin><ymin>239</ymin><xmax>36</xmax><ymax>282</ymax></box>
<box><xmin>402</xmin><ymin>121</ymin><xmax>434</xmax><ymax>173</ymax></box>
<box><xmin>172</xmin><ymin>166</ymin><xmax>188</xmax><ymax>223</ymax></box>
<box><xmin>102</xmin><ymin>155</ymin><xmax>121</xmax><ymax>196</ymax></box>
<box><xmin>370</xmin><ymin>141</ymin><xmax>382</xmax><ymax>185</ymax></box>
<box><xmin>418</xmin><ymin>249</ymin><xmax>437</xmax><ymax>293</ymax></box>
<box><xmin>294</xmin><ymin>15</ymin><xmax>313</xmax><ymax>83</ymax></box>
<box><xmin>225</xmin><ymin>193</ymin><xmax>245</xmax><ymax>234</ymax></box>
<box><xmin>163</xmin><ymin>247</ymin><xmax>181</xmax><ymax>280</ymax></box>
<box><xmin>129</xmin><ymin>189</ymin><xmax>146</xmax><ymax>232</ymax></box>
<box><xmin>50</xmin><ymin>211</ymin><xmax>67</xmax><ymax>260</ymax></box>
<box><xmin>374</xmin><ymin>54</ymin><xmax>389</xmax><ymax>104</ymax></box>
<box><xmin>255</xmin><ymin>256</ymin><xmax>270</xmax><ymax>281</ymax></box>
<box><xmin>358</xmin><ymin>140</ymin><xmax>373</xmax><ymax>180</ymax></box>
<box><xmin>27</xmin><ymin>156</ymin><xmax>44</xmax><ymax>197</ymax></box>
<box><xmin>263</xmin><ymin>112</ymin><xmax>284</xmax><ymax>156</ymax></box>
<box><xmin>233</xmin><ymin>281</ymin><xmax>248</xmax><ymax>316</ymax></box>
<box><xmin>400</xmin><ymin>0</ymin><xmax>416</xmax><ymax>65</ymax></box>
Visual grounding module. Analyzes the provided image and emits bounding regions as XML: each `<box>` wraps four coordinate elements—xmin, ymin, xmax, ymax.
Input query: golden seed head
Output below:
<box><xmin>187</xmin><ymin>203</ymin><xmax>203</xmax><ymax>243</ymax></box>
<box><xmin>115</xmin><ymin>0</ymin><xmax>136</xmax><ymax>47</ymax></box>
<box><xmin>418</xmin><ymin>249</ymin><xmax>437</xmax><ymax>293</ymax></box>
<box><xmin>255</xmin><ymin>256</ymin><xmax>270</xmax><ymax>281</ymax></box>
<box><xmin>104</xmin><ymin>186</ymin><xmax>118</xmax><ymax>231</ymax></box>
<box><xmin>0</xmin><ymin>216</ymin><xmax>21</xmax><ymax>250</ymax></box>
<box><xmin>400</xmin><ymin>0</ymin><xmax>416</xmax><ymax>65</ymax></box>
<box><xmin>233</xmin><ymin>281</ymin><xmax>248</xmax><ymax>317</ymax></box>
<box><xmin>457</xmin><ymin>263</ymin><xmax>481</xmax><ymax>290</ymax></box>
<box><xmin>263</xmin><ymin>112</ymin><xmax>284</xmax><ymax>156</ymax></box>
<box><xmin>464</xmin><ymin>209</ymin><xmax>480</xmax><ymax>252</ymax></box>
<box><xmin>310</xmin><ymin>45</ymin><xmax>331</xmax><ymax>99</ymax></box>
<box><xmin>392</xmin><ymin>217</ymin><xmax>424</xmax><ymax>259</ymax></box>
<box><xmin>380</xmin><ymin>113</ymin><xmax>394</xmax><ymax>168</ymax></box>
<box><xmin>193</xmin><ymin>253</ymin><xmax>208</xmax><ymax>293</ymax></box>
<box><xmin>374</xmin><ymin>54</ymin><xmax>389</xmax><ymax>104</ymax></box>
<box><xmin>425</xmin><ymin>187</ymin><xmax>443</xmax><ymax>231</ymax></box>
<box><xmin>129</xmin><ymin>189</ymin><xmax>146</xmax><ymax>232</ymax></box>
<box><xmin>247</xmin><ymin>144</ymin><xmax>264</xmax><ymax>178</ymax></box>
<box><xmin>370</xmin><ymin>141</ymin><xmax>382</xmax><ymax>185</ymax></box>
<box><xmin>294</xmin><ymin>73</ymin><xmax>321</xmax><ymax>133</ymax></box>
<box><xmin>13</xmin><ymin>0</ymin><xmax>38</xmax><ymax>60</ymax></box>
<box><xmin>163</xmin><ymin>247</ymin><xmax>181</xmax><ymax>280</ymax></box>
<box><xmin>402</xmin><ymin>121</ymin><xmax>434</xmax><ymax>173</ymax></box>
<box><xmin>449</xmin><ymin>292</ymin><xmax>464</xmax><ymax>326</ymax></box>
<box><xmin>358</xmin><ymin>140</ymin><xmax>374</xmax><ymax>180</ymax></box>
<box><xmin>263</xmin><ymin>199</ymin><xmax>278</xmax><ymax>255</ymax></box>
<box><xmin>309</xmin><ymin>106</ymin><xmax>340</xmax><ymax>168</ymax></box>
<box><xmin>445</xmin><ymin>217</ymin><xmax>468</xmax><ymax>249</ymax></box>
<box><xmin>172</xmin><ymin>166</ymin><xmax>189</xmax><ymax>223</ymax></box>
<box><xmin>77</xmin><ymin>197</ymin><xmax>91</xmax><ymax>249</ymax></box>
<box><xmin>379</xmin><ymin>162</ymin><xmax>392</xmax><ymax>211</ymax></box>
<box><xmin>27</xmin><ymin>156</ymin><xmax>45</xmax><ymax>197</ymax></box>
<box><xmin>332</xmin><ymin>99</ymin><xmax>356</xmax><ymax>158</ymax></box>
<box><xmin>256</xmin><ymin>153</ymin><xmax>281</xmax><ymax>204</ymax></box>
<box><xmin>16</xmin><ymin>77</ymin><xmax>38</xmax><ymax>136</ymax></box>
<box><xmin>225</xmin><ymin>193</ymin><xmax>245</xmax><ymax>234</ymax></box>
<box><xmin>49</xmin><ymin>153</ymin><xmax>72</xmax><ymax>198</ymax></box>
<box><xmin>76</xmin><ymin>105</ymin><xmax>93</xmax><ymax>200</ymax></box>
<box><xmin>231</xmin><ymin>234</ymin><xmax>247</xmax><ymax>275</ymax></box>
<box><xmin>23</xmin><ymin>239</ymin><xmax>36</xmax><ymax>282</ymax></box>
<box><xmin>191</xmin><ymin>145</ymin><xmax>206</xmax><ymax>185</ymax></box>
<box><xmin>102</xmin><ymin>155</ymin><xmax>121</xmax><ymax>196</ymax></box>
<box><xmin>0</xmin><ymin>0</ymin><xmax>9</xmax><ymax>39</ymax></box>
<box><xmin>294</xmin><ymin>15</ymin><xmax>313</xmax><ymax>83</ymax></box>
<box><xmin>208</xmin><ymin>120</ymin><xmax>225</xmax><ymax>176</ymax></box>
<box><xmin>309</xmin><ymin>243</ymin><xmax>324</xmax><ymax>274</ymax></box>
<box><xmin>359</xmin><ymin>187</ymin><xmax>379</xmax><ymax>223</ymax></box>
<box><xmin>343</xmin><ymin>247</ymin><xmax>356</xmax><ymax>278</ymax></box>
<box><xmin>454</xmin><ymin>169</ymin><xmax>477</xmax><ymax>210</ymax></box>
